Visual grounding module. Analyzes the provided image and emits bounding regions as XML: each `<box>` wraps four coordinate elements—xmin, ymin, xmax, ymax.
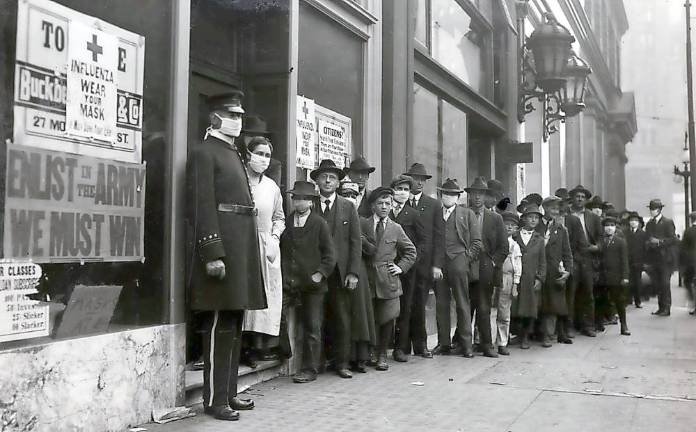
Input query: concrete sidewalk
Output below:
<box><xmin>143</xmin><ymin>285</ymin><xmax>696</xmax><ymax>432</ymax></box>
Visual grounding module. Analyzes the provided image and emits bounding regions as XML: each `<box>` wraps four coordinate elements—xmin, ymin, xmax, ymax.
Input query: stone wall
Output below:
<box><xmin>0</xmin><ymin>324</ymin><xmax>186</xmax><ymax>432</ymax></box>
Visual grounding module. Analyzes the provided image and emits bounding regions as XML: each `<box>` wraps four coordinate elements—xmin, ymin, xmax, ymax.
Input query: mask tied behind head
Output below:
<box><xmin>214</xmin><ymin>113</ymin><xmax>242</xmax><ymax>137</ymax></box>
<box><xmin>650</xmin><ymin>209</ymin><xmax>660</xmax><ymax>218</ymax></box>
<box><xmin>441</xmin><ymin>195</ymin><xmax>458</xmax><ymax>208</ymax></box>
<box><xmin>604</xmin><ymin>225</ymin><xmax>616</xmax><ymax>236</ymax></box>
<box><xmin>393</xmin><ymin>190</ymin><xmax>410</xmax><ymax>204</ymax></box>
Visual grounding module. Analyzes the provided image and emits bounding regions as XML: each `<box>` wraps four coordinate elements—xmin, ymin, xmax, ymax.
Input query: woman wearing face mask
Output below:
<box><xmin>242</xmin><ymin>136</ymin><xmax>286</xmax><ymax>364</ymax></box>
<box><xmin>624</xmin><ymin>212</ymin><xmax>648</xmax><ymax>308</ymax></box>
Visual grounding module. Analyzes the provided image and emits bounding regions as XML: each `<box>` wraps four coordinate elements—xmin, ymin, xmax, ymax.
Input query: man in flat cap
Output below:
<box><xmin>645</xmin><ymin>199</ymin><xmax>676</xmax><ymax>316</ymax></box>
<box><xmin>186</xmin><ymin>90</ymin><xmax>264</xmax><ymax>421</ymax></box>
<box><xmin>568</xmin><ymin>185</ymin><xmax>602</xmax><ymax>337</ymax></box>
<box><xmin>311</xmin><ymin>159</ymin><xmax>362</xmax><ymax>378</ymax></box>
<box><xmin>345</xmin><ymin>157</ymin><xmax>376</xmax><ymax>217</ymax></box>
<box><xmin>389</xmin><ymin>175</ymin><xmax>428</xmax><ymax>362</ymax></box>
<box><xmin>361</xmin><ymin>187</ymin><xmax>417</xmax><ymax>370</ymax></box>
<box><xmin>403</xmin><ymin>163</ymin><xmax>443</xmax><ymax>357</ymax></box>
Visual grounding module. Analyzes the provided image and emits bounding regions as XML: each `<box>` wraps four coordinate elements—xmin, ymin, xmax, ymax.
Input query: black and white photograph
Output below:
<box><xmin>0</xmin><ymin>0</ymin><xmax>694</xmax><ymax>430</ymax></box>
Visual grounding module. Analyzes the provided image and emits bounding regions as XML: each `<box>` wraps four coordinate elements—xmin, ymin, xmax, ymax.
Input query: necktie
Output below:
<box><xmin>394</xmin><ymin>204</ymin><xmax>401</xmax><ymax>217</ymax></box>
<box><xmin>322</xmin><ymin>199</ymin><xmax>331</xmax><ymax>218</ymax></box>
<box><xmin>413</xmin><ymin>198</ymin><xmax>418</xmax><ymax>208</ymax></box>
<box><xmin>376</xmin><ymin>218</ymin><xmax>385</xmax><ymax>243</ymax></box>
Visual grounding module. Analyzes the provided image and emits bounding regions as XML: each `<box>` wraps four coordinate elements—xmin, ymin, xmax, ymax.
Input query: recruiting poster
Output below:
<box><xmin>315</xmin><ymin>104</ymin><xmax>352</xmax><ymax>169</ymax></box>
<box><xmin>0</xmin><ymin>262</ymin><xmax>48</xmax><ymax>343</ymax></box>
<box><xmin>3</xmin><ymin>144</ymin><xmax>146</xmax><ymax>263</ymax></box>
<box><xmin>13</xmin><ymin>0</ymin><xmax>145</xmax><ymax>163</ymax></box>
<box><xmin>295</xmin><ymin>96</ymin><xmax>316</xmax><ymax>169</ymax></box>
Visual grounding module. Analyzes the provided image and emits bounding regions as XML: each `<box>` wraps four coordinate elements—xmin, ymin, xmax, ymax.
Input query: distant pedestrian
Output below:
<box><xmin>645</xmin><ymin>199</ymin><xmax>677</xmax><ymax>316</ymax></box>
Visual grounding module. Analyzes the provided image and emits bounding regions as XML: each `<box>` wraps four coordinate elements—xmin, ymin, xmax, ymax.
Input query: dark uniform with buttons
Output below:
<box><xmin>186</xmin><ymin>92</ymin><xmax>266</xmax><ymax>417</ymax></box>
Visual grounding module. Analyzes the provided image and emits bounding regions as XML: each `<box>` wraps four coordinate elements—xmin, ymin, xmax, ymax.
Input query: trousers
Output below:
<box><xmin>434</xmin><ymin>253</ymin><xmax>472</xmax><ymax>348</ymax></box>
<box><xmin>327</xmin><ymin>271</ymin><xmax>353</xmax><ymax>369</ymax></box>
<box><xmin>396</xmin><ymin>269</ymin><xmax>427</xmax><ymax>353</ymax></box>
<box><xmin>493</xmin><ymin>273</ymin><xmax>514</xmax><ymax>347</ymax></box>
<box><xmin>200</xmin><ymin>310</ymin><xmax>243</xmax><ymax>408</ymax></box>
<box><xmin>647</xmin><ymin>264</ymin><xmax>672</xmax><ymax>312</ymax></box>
<box><xmin>572</xmin><ymin>258</ymin><xmax>595</xmax><ymax>330</ymax></box>
<box><xmin>470</xmin><ymin>261</ymin><xmax>495</xmax><ymax>349</ymax></box>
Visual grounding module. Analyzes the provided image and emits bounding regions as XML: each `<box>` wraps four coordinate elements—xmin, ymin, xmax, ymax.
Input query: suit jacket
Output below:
<box><xmin>600</xmin><ymin>234</ymin><xmax>629</xmax><ymax>286</ymax></box>
<box><xmin>324</xmin><ymin>195</ymin><xmax>362</xmax><ymax>281</ymax></box>
<box><xmin>410</xmin><ymin>194</ymin><xmax>443</xmax><ymax>275</ymax></box>
<box><xmin>437</xmin><ymin>205</ymin><xmax>483</xmax><ymax>279</ymax></box>
<box><xmin>280</xmin><ymin>211</ymin><xmax>337</xmax><ymax>293</ymax></box>
<box><xmin>645</xmin><ymin>215</ymin><xmax>677</xmax><ymax>267</ymax></box>
<box><xmin>681</xmin><ymin>225</ymin><xmax>696</xmax><ymax>271</ymax></box>
<box><xmin>357</xmin><ymin>188</ymin><xmax>372</xmax><ymax>218</ymax></box>
<box><xmin>472</xmin><ymin>208</ymin><xmax>508</xmax><ymax>283</ymax></box>
<box><xmin>360</xmin><ymin>217</ymin><xmax>417</xmax><ymax>299</ymax></box>
<box><xmin>563</xmin><ymin>214</ymin><xmax>590</xmax><ymax>261</ymax></box>
<box><xmin>541</xmin><ymin>219</ymin><xmax>573</xmax><ymax>281</ymax></box>
<box><xmin>624</xmin><ymin>227</ymin><xmax>648</xmax><ymax>268</ymax></box>
<box><xmin>577</xmin><ymin>209</ymin><xmax>603</xmax><ymax>247</ymax></box>
<box><xmin>390</xmin><ymin>203</ymin><xmax>426</xmax><ymax>269</ymax></box>
<box><xmin>186</xmin><ymin>136</ymin><xmax>265</xmax><ymax>311</ymax></box>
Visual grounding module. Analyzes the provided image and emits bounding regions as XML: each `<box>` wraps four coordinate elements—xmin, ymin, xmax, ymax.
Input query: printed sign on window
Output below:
<box><xmin>13</xmin><ymin>0</ymin><xmax>145</xmax><ymax>163</ymax></box>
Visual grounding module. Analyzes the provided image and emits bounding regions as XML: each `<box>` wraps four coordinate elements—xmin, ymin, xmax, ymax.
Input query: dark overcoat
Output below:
<box><xmin>411</xmin><ymin>194</ymin><xmax>443</xmax><ymax>275</ymax></box>
<box><xmin>186</xmin><ymin>135</ymin><xmax>266</xmax><ymax>311</ymax></box>
<box><xmin>624</xmin><ymin>227</ymin><xmax>647</xmax><ymax>269</ymax></box>
<box><xmin>540</xmin><ymin>220</ymin><xmax>573</xmax><ymax>315</ymax></box>
<box><xmin>645</xmin><ymin>215</ymin><xmax>677</xmax><ymax>270</ymax></box>
<box><xmin>599</xmin><ymin>234</ymin><xmax>629</xmax><ymax>286</ymax></box>
<box><xmin>390</xmin><ymin>203</ymin><xmax>426</xmax><ymax>267</ymax></box>
<box><xmin>473</xmin><ymin>208</ymin><xmax>508</xmax><ymax>285</ymax></box>
<box><xmin>512</xmin><ymin>231</ymin><xmax>546</xmax><ymax>318</ymax></box>
<box><xmin>357</xmin><ymin>188</ymin><xmax>372</xmax><ymax>218</ymax></box>
<box><xmin>325</xmin><ymin>195</ymin><xmax>362</xmax><ymax>281</ymax></box>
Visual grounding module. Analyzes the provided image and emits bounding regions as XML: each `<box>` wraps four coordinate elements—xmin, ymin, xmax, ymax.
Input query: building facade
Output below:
<box><xmin>520</xmin><ymin>0</ymin><xmax>637</xmax><ymax>206</ymax></box>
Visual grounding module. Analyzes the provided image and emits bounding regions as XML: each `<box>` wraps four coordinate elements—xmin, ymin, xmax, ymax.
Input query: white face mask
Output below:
<box><xmin>629</xmin><ymin>220</ymin><xmax>640</xmax><ymax>229</ymax></box>
<box><xmin>247</xmin><ymin>152</ymin><xmax>270</xmax><ymax>174</ymax></box>
<box><xmin>214</xmin><ymin>113</ymin><xmax>242</xmax><ymax>137</ymax></box>
<box><xmin>604</xmin><ymin>225</ymin><xmax>616</xmax><ymax>236</ymax></box>
<box><xmin>650</xmin><ymin>209</ymin><xmax>661</xmax><ymax>218</ymax></box>
<box><xmin>591</xmin><ymin>208</ymin><xmax>603</xmax><ymax>217</ymax></box>
<box><xmin>441</xmin><ymin>195</ymin><xmax>458</xmax><ymax>208</ymax></box>
<box><xmin>393</xmin><ymin>190</ymin><xmax>410</xmax><ymax>204</ymax></box>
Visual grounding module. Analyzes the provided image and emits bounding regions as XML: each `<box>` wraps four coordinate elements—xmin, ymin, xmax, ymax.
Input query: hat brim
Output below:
<box><xmin>310</xmin><ymin>167</ymin><xmax>346</xmax><ymax>181</ymax></box>
<box><xmin>569</xmin><ymin>187</ymin><xmax>592</xmax><ymax>198</ymax></box>
<box><xmin>647</xmin><ymin>205</ymin><xmax>665</xmax><ymax>209</ymax></box>
<box><xmin>464</xmin><ymin>187</ymin><xmax>489</xmax><ymax>193</ymax></box>
<box><xmin>290</xmin><ymin>193</ymin><xmax>318</xmax><ymax>199</ymax></box>
<box><xmin>542</xmin><ymin>197</ymin><xmax>563</xmax><ymax>207</ymax></box>
<box><xmin>404</xmin><ymin>172</ymin><xmax>432</xmax><ymax>179</ymax></box>
<box><xmin>437</xmin><ymin>187</ymin><xmax>463</xmax><ymax>194</ymax></box>
<box><xmin>344</xmin><ymin>167</ymin><xmax>376</xmax><ymax>174</ymax></box>
<box><xmin>522</xmin><ymin>211</ymin><xmax>543</xmax><ymax>218</ymax></box>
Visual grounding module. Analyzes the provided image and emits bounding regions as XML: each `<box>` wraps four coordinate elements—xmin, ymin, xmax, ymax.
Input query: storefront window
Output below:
<box><xmin>0</xmin><ymin>0</ymin><xmax>172</xmax><ymax>349</ymax></box>
<box><xmin>430</xmin><ymin>0</ymin><xmax>486</xmax><ymax>91</ymax></box>
<box><xmin>415</xmin><ymin>0</ymin><xmax>428</xmax><ymax>46</ymax></box>
<box><xmin>298</xmin><ymin>3</ymin><xmax>364</xmax><ymax>164</ymax></box>
<box><xmin>413</xmin><ymin>83</ymin><xmax>469</xmax><ymax>197</ymax></box>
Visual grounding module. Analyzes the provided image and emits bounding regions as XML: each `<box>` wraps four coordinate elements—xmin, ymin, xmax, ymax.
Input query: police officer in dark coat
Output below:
<box><xmin>186</xmin><ymin>91</ymin><xmax>266</xmax><ymax>421</ymax></box>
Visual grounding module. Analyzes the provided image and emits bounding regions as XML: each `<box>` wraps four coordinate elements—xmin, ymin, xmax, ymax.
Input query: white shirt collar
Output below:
<box><xmin>653</xmin><ymin>213</ymin><xmax>663</xmax><ymax>223</ymax></box>
<box><xmin>295</xmin><ymin>210</ymin><xmax>311</xmax><ymax>227</ymax></box>
<box><xmin>443</xmin><ymin>205</ymin><xmax>455</xmax><ymax>220</ymax></box>
<box><xmin>320</xmin><ymin>193</ymin><xmax>336</xmax><ymax>206</ymax></box>
<box><xmin>208</xmin><ymin>129</ymin><xmax>236</xmax><ymax>147</ymax></box>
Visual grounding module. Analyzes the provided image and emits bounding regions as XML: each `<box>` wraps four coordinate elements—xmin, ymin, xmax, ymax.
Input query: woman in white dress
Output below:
<box><xmin>242</xmin><ymin>136</ymin><xmax>285</xmax><ymax>362</ymax></box>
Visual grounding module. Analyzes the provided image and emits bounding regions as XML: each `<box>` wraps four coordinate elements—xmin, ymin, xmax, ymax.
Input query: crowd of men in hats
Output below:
<box><xmin>186</xmin><ymin>91</ymin><xmax>685</xmax><ymax>422</ymax></box>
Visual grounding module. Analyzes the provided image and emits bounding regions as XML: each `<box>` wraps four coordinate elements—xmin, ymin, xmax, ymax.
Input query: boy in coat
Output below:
<box><xmin>361</xmin><ymin>187</ymin><xmax>417</xmax><ymax>370</ymax></box>
<box><xmin>599</xmin><ymin>215</ymin><xmax>631</xmax><ymax>335</ymax></box>
<box><xmin>539</xmin><ymin>196</ymin><xmax>573</xmax><ymax>347</ymax></box>
<box><xmin>494</xmin><ymin>211</ymin><xmax>522</xmax><ymax>355</ymax></box>
<box><xmin>624</xmin><ymin>211</ymin><xmax>647</xmax><ymax>308</ymax></box>
<box><xmin>512</xmin><ymin>202</ymin><xmax>547</xmax><ymax>349</ymax></box>
<box><xmin>281</xmin><ymin>181</ymin><xmax>337</xmax><ymax>384</ymax></box>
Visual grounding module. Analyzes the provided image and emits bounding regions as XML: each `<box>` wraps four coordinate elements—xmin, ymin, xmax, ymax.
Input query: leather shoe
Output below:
<box><xmin>621</xmin><ymin>327</ymin><xmax>631</xmax><ymax>336</ymax></box>
<box><xmin>635</xmin><ymin>303</ymin><xmax>643</xmax><ymax>309</ymax></box>
<box><xmin>462</xmin><ymin>346</ymin><xmax>474</xmax><ymax>358</ymax></box>
<box><xmin>204</xmin><ymin>405</ymin><xmax>240</xmax><ymax>421</ymax></box>
<box><xmin>557</xmin><ymin>336</ymin><xmax>573</xmax><ymax>344</ymax></box>
<box><xmin>416</xmin><ymin>348</ymin><xmax>433</xmax><ymax>358</ymax></box>
<box><xmin>432</xmin><ymin>344</ymin><xmax>451</xmax><ymax>355</ymax></box>
<box><xmin>482</xmin><ymin>346</ymin><xmax>499</xmax><ymax>358</ymax></box>
<box><xmin>376</xmin><ymin>357</ymin><xmax>389</xmax><ymax>371</ymax></box>
<box><xmin>541</xmin><ymin>339</ymin><xmax>553</xmax><ymax>348</ymax></box>
<box><xmin>580</xmin><ymin>328</ymin><xmax>596</xmax><ymax>337</ymax></box>
<box><xmin>392</xmin><ymin>349</ymin><xmax>409</xmax><ymax>362</ymax></box>
<box><xmin>355</xmin><ymin>361</ymin><xmax>368</xmax><ymax>373</ymax></box>
<box><xmin>689</xmin><ymin>309</ymin><xmax>695</xmax><ymax>315</ymax></box>
<box><xmin>566</xmin><ymin>328</ymin><xmax>576</xmax><ymax>339</ymax></box>
<box><xmin>657</xmin><ymin>310</ymin><xmax>670</xmax><ymax>317</ymax></box>
<box><xmin>520</xmin><ymin>335</ymin><xmax>530</xmax><ymax>350</ymax></box>
<box><xmin>651</xmin><ymin>309</ymin><xmax>662</xmax><ymax>315</ymax></box>
<box><xmin>337</xmin><ymin>368</ymin><xmax>353</xmax><ymax>379</ymax></box>
<box><xmin>230</xmin><ymin>397</ymin><xmax>254</xmax><ymax>411</ymax></box>
<box><xmin>293</xmin><ymin>370</ymin><xmax>317</xmax><ymax>383</ymax></box>
<box><xmin>497</xmin><ymin>346</ymin><xmax>510</xmax><ymax>356</ymax></box>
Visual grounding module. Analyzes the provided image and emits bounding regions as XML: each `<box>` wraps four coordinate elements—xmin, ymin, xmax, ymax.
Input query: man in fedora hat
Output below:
<box><xmin>466</xmin><ymin>177</ymin><xmax>508</xmax><ymax>358</ymax></box>
<box><xmin>485</xmin><ymin>179</ymin><xmax>506</xmax><ymax>212</ymax></box>
<box><xmin>432</xmin><ymin>179</ymin><xmax>482</xmax><ymax>357</ymax></box>
<box><xmin>585</xmin><ymin>196</ymin><xmax>605</xmax><ymax>218</ymax></box>
<box><xmin>568</xmin><ymin>185</ymin><xmax>602</xmax><ymax>337</ymax></box>
<box><xmin>345</xmin><ymin>157</ymin><xmax>376</xmax><ymax>217</ymax></box>
<box><xmin>403</xmin><ymin>162</ymin><xmax>444</xmax><ymax>357</ymax></box>
<box><xmin>625</xmin><ymin>211</ymin><xmax>647</xmax><ymax>308</ymax></box>
<box><xmin>310</xmin><ymin>160</ymin><xmax>362</xmax><ymax>378</ymax></box>
<box><xmin>361</xmin><ymin>187</ymin><xmax>417</xmax><ymax>370</ymax></box>
<box><xmin>186</xmin><ymin>90</ymin><xmax>264</xmax><ymax>421</ymax></box>
<box><xmin>388</xmin><ymin>175</ymin><xmax>429</xmax><ymax>362</ymax></box>
<box><xmin>645</xmin><ymin>199</ymin><xmax>676</xmax><ymax>316</ymax></box>
<box><xmin>280</xmin><ymin>181</ymin><xmax>337</xmax><ymax>384</ymax></box>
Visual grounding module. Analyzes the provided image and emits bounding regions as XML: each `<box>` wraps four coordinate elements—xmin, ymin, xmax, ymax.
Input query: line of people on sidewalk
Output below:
<box><xmin>186</xmin><ymin>91</ymin><xmax>678</xmax><ymax>422</ymax></box>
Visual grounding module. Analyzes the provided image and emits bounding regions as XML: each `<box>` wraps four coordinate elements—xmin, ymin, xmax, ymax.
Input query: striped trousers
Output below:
<box><xmin>200</xmin><ymin>310</ymin><xmax>244</xmax><ymax>408</ymax></box>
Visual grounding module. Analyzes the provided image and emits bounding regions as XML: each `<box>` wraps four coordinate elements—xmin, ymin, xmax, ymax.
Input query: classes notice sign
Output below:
<box><xmin>4</xmin><ymin>144</ymin><xmax>146</xmax><ymax>263</ymax></box>
<box><xmin>13</xmin><ymin>0</ymin><xmax>145</xmax><ymax>163</ymax></box>
<box><xmin>295</xmin><ymin>96</ymin><xmax>316</xmax><ymax>169</ymax></box>
<box><xmin>0</xmin><ymin>262</ymin><xmax>48</xmax><ymax>343</ymax></box>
